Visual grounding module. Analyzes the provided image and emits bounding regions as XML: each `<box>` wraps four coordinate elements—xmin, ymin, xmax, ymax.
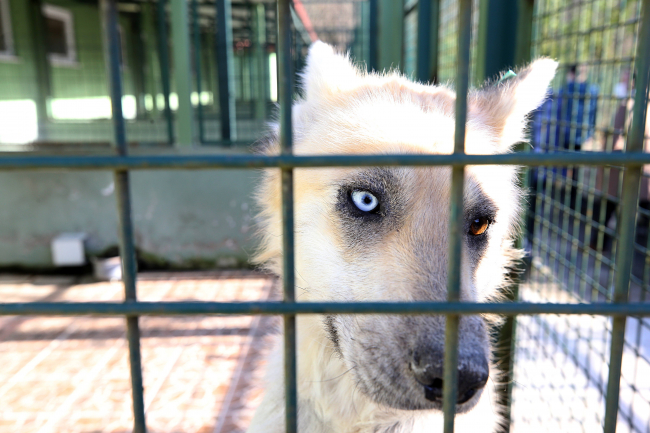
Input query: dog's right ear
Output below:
<box><xmin>301</xmin><ymin>41</ymin><xmax>361</xmax><ymax>101</ymax></box>
<box><xmin>470</xmin><ymin>58</ymin><xmax>558</xmax><ymax>151</ymax></box>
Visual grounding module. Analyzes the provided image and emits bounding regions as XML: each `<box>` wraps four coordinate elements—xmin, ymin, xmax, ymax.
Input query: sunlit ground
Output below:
<box><xmin>511</xmin><ymin>284</ymin><xmax>650</xmax><ymax>433</ymax></box>
<box><xmin>0</xmin><ymin>272</ymin><xmax>277</xmax><ymax>433</ymax></box>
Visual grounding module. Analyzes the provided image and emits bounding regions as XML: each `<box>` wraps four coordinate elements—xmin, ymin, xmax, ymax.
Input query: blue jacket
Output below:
<box><xmin>533</xmin><ymin>81</ymin><xmax>598</xmax><ymax>152</ymax></box>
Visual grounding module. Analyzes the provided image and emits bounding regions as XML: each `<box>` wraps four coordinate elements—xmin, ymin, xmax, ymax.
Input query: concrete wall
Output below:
<box><xmin>0</xmin><ymin>147</ymin><xmax>263</xmax><ymax>269</ymax></box>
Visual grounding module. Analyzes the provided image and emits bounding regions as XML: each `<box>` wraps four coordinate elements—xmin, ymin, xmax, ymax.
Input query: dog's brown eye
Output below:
<box><xmin>469</xmin><ymin>217</ymin><xmax>490</xmax><ymax>236</ymax></box>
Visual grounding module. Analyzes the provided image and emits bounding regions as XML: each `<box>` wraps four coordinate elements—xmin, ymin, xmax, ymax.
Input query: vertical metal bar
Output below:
<box><xmin>170</xmin><ymin>0</ymin><xmax>195</xmax><ymax>145</ymax></box>
<box><xmin>29</xmin><ymin>0</ymin><xmax>51</xmax><ymax>132</ymax></box>
<box><xmin>416</xmin><ymin>0</ymin><xmax>432</xmax><ymax>83</ymax></box>
<box><xmin>514</xmin><ymin>0</ymin><xmax>535</xmax><ymax>66</ymax></box>
<box><xmin>216</xmin><ymin>0</ymin><xmax>237</xmax><ymax>141</ymax></box>
<box><xmin>277</xmin><ymin>0</ymin><xmax>296</xmax><ymax>432</ymax></box>
<box><xmin>193</xmin><ymin>0</ymin><xmax>205</xmax><ymax>144</ymax></box>
<box><xmin>377</xmin><ymin>0</ymin><xmax>404</xmax><ymax>72</ymax></box>
<box><xmin>603</xmin><ymin>0</ymin><xmax>650</xmax><ymax>430</ymax></box>
<box><xmin>253</xmin><ymin>3</ymin><xmax>268</xmax><ymax>122</ymax></box>
<box><xmin>157</xmin><ymin>0</ymin><xmax>174</xmax><ymax>145</ymax></box>
<box><xmin>368</xmin><ymin>0</ymin><xmax>378</xmax><ymax>72</ymax></box>
<box><xmin>105</xmin><ymin>1</ymin><xmax>146</xmax><ymax>432</ymax></box>
<box><xmin>495</xmin><ymin>281</ymin><xmax>519</xmax><ymax>433</ymax></box>
<box><xmin>496</xmin><ymin>3</ymin><xmax>534</xmax><ymax>427</ymax></box>
<box><xmin>443</xmin><ymin>0</ymin><xmax>472</xmax><ymax>431</ymax></box>
<box><xmin>429</xmin><ymin>0</ymin><xmax>441</xmax><ymax>84</ymax></box>
<box><xmin>475</xmin><ymin>0</ymin><xmax>518</xmax><ymax>83</ymax></box>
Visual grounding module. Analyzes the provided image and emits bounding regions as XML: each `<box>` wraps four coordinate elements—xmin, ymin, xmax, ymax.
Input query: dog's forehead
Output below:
<box><xmin>294</xmin><ymin>89</ymin><xmax>498</xmax><ymax>158</ymax></box>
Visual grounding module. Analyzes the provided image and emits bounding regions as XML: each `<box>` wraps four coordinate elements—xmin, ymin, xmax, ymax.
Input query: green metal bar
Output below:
<box><xmin>157</xmin><ymin>0</ymin><xmax>174</xmax><ymax>144</ymax></box>
<box><xmin>603</xmin><ymin>0</ymin><xmax>650</xmax><ymax>430</ymax></box>
<box><xmin>170</xmin><ymin>0</ymin><xmax>195</xmax><ymax>145</ymax></box>
<box><xmin>216</xmin><ymin>0</ymin><xmax>237</xmax><ymax>141</ymax></box>
<box><xmin>416</xmin><ymin>0</ymin><xmax>432</xmax><ymax>83</ymax></box>
<box><xmin>277</xmin><ymin>0</ymin><xmax>296</xmax><ymax>431</ymax></box>
<box><xmin>1</xmin><ymin>301</ymin><xmax>650</xmax><ymax>317</ymax></box>
<box><xmin>2</xmin><ymin>152</ymin><xmax>650</xmax><ymax>171</ymax></box>
<box><xmin>192</xmin><ymin>0</ymin><xmax>205</xmax><ymax>144</ymax></box>
<box><xmin>514</xmin><ymin>0</ymin><xmax>535</xmax><ymax>66</ymax></box>
<box><xmin>429</xmin><ymin>0</ymin><xmax>441</xmax><ymax>83</ymax></box>
<box><xmin>444</xmin><ymin>0</ymin><xmax>472</xmax><ymax>430</ymax></box>
<box><xmin>475</xmin><ymin>0</ymin><xmax>518</xmax><ymax>83</ymax></box>
<box><xmin>368</xmin><ymin>0</ymin><xmax>378</xmax><ymax>71</ymax></box>
<box><xmin>377</xmin><ymin>0</ymin><xmax>404</xmax><ymax>72</ymax></box>
<box><xmin>253</xmin><ymin>3</ymin><xmax>268</xmax><ymax>122</ymax></box>
<box><xmin>29</xmin><ymin>0</ymin><xmax>51</xmax><ymax>129</ymax></box>
<box><xmin>495</xmin><ymin>283</ymin><xmax>519</xmax><ymax>433</ymax></box>
<box><xmin>497</xmin><ymin>4</ymin><xmax>534</xmax><ymax>426</ymax></box>
<box><xmin>105</xmin><ymin>1</ymin><xmax>146</xmax><ymax>432</ymax></box>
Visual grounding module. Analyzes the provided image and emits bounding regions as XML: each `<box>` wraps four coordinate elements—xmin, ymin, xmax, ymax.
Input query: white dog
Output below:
<box><xmin>248</xmin><ymin>41</ymin><xmax>556</xmax><ymax>433</ymax></box>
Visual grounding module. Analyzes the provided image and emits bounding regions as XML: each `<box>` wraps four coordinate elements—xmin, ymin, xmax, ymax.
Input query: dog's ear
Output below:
<box><xmin>301</xmin><ymin>41</ymin><xmax>361</xmax><ymax>101</ymax></box>
<box><xmin>470</xmin><ymin>58</ymin><xmax>558</xmax><ymax>151</ymax></box>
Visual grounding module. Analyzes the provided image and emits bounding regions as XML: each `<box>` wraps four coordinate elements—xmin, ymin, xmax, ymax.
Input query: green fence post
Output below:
<box><xmin>157</xmin><ymin>0</ymin><xmax>175</xmax><ymax>144</ymax></box>
<box><xmin>277</xmin><ymin>0</ymin><xmax>296</xmax><ymax>431</ymax></box>
<box><xmin>416</xmin><ymin>0</ymin><xmax>431</xmax><ymax>83</ymax></box>
<box><xmin>105</xmin><ymin>0</ymin><xmax>146</xmax><ymax>432</ymax></box>
<box><xmin>475</xmin><ymin>0</ymin><xmax>518</xmax><ymax>83</ymax></box>
<box><xmin>141</xmin><ymin>2</ymin><xmax>160</xmax><ymax>118</ymax></box>
<box><xmin>603</xmin><ymin>0</ymin><xmax>650</xmax><ymax>430</ymax></box>
<box><xmin>493</xmin><ymin>1</ymin><xmax>534</xmax><ymax>429</ymax></box>
<box><xmin>253</xmin><ymin>3</ymin><xmax>268</xmax><ymax>123</ymax></box>
<box><xmin>130</xmin><ymin>12</ymin><xmax>148</xmax><ymax>118</ymax></box>
<box><xmin>170</xmin><ymin>0</ymin><xmax>195</xmax><ymax>146</ymax></box>
<box><xmin>368</xmin><ymin>0</ymin><xmax>378</xmax><ymax>72</ymax></box>
<box><xmin>514</xmin><ymin>0</ymin><xmax>534</xmax><ymax>66</ymax></box>
<box><xmin>443</xmin><ymin>0</ymin><xmax>472</xmax><ymax>431</ymax></box>
<box><xmin>416</xmin><ymin>0</ymin><xmax>440</xmax><ymax>83</ymax></box>
<box><xmin>192</xmin><ymin>0</ymin><xmax>205</xmax><ymax>144</ymax></box>
<box><xmin>216</xmin><ymin>0</ymin><xmax>237</xmax><ymax>141</ymax></box>
<box><xmin>377</xmin><ymin>0</ymin><xmax>404</xmax><ymax>72</ymax></box>
<box><xmin>28</xmin><ymin>0</ymin><xmax>51</xmax><ymax>134</ymax></box>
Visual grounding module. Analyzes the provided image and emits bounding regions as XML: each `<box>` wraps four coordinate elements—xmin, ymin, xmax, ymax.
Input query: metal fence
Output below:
<box><xmin>0</xmin><ymin>1</ymin><xmax>649</xmax><ymax>433</ymax></box>
<box><xmin>511</xmin><ymin>0</ymin><xmax>650</xmax><ymax>430</ymax></box>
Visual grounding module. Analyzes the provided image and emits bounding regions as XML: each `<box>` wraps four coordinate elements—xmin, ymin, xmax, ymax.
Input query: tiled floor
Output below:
<box><xmin>0</xmin><ymin>272</ymin><xmax>278</xmax><ymax>433</ymax></box>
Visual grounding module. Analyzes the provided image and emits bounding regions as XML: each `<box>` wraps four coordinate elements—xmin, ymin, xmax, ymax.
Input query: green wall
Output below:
<box><xmin>0</xmin><ymin>149</ymin><xmax>261</xmax><ymax>269</ymax></box>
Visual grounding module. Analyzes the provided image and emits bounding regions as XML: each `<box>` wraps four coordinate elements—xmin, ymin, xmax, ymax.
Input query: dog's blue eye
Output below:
<box><xmin>351</xmin><ymin>190</ymin><xmax>378</xmax><ymax>212</ymax></box>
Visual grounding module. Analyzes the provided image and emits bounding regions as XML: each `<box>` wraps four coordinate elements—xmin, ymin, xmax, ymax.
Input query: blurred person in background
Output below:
<box><xmin>527</xmin><ymin>65</ymin><xmax>599</xmax><ymax>247</ymax></box>
<box><xmin>596</xmin><ymin>71</ymin><xmax>650</xmax><ymax>252</ymax></box>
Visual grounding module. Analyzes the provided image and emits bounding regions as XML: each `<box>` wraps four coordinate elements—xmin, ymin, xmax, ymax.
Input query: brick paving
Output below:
<box><xmin>0</xmin><ymin>272</ymin><xmax>278</xmax><ymax>433</ymax></box>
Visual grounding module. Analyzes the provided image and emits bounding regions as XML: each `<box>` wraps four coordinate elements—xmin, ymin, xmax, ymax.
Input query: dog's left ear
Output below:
<box><xmin>470</xmin><ymin>58</ymin><xmax>558</xmax><ymax>151</ymax></box>
<box><xmin>301</xmin><ymin>41</ymin><xmax>361</xmax><ymax>101</ymax></box>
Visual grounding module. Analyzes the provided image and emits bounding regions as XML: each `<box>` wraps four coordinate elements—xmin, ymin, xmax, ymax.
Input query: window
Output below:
<box><xmin>0</xmin><ymin>0</ymin><xmax>15</xmax><ymax>59</ymax></box>
<box><xmin>43</xmin><ymin>4</ymin><xmax>77</xmax><ymax>65</ymax></box>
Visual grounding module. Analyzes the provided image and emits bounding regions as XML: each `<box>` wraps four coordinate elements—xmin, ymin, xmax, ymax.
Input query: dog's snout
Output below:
<box><xmin>411</xmin><ymin>350</ymin><xmax>489</xmax><ymax>405</ymax></box>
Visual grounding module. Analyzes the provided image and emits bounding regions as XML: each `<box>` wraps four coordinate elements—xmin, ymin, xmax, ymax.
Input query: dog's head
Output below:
<box><xmin>255</xmin><ymin>42</ymin><xmax>556</xmax><ymax>413</ymax></box>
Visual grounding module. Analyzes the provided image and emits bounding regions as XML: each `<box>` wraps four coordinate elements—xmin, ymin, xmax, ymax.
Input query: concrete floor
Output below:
<box><xmin>2</xmin><ymin>271</ymin><xmax>649</xmax><ymax>433</ymax></box>
<box><xmin>0</xmin><ymin>272</ymin><xmax>278</xmax><ymax>433</ymax></box>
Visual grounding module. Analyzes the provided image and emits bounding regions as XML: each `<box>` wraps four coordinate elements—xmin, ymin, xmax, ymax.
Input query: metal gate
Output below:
<box><xmin>0</xmin><ymin>0</ymin><xmax>649</xmax><ymax>432</ymax></box>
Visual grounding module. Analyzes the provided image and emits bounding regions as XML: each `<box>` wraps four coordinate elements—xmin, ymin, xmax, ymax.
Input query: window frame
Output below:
<box><xmin>42</xmin><ymin>3</ymin><xmax>78</xmax><ymax>66</ymax></box>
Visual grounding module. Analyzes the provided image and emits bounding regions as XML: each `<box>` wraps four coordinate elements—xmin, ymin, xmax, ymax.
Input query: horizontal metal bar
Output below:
<box><xmin>1</xmin><ymin>301</ymin><xmax>650</xmax><ymax>316</ymax></box>
<box><xmin>1</xmin><ymin>152</ymin><xmax>650</xmax><ymax>171</ymax></box>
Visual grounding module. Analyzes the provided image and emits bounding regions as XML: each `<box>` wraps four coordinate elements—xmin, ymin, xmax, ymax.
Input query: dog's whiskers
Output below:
<box><xmin>309</xmin><ymin>365</ymin><xmax>357</xmax><ymax>383</ymax></box>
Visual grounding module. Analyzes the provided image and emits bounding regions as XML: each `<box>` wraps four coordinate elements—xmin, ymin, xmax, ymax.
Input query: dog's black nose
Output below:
<box><xmin>412</xmin><ymin>351</ymin><xmax>489</xmax><ymax>405</ymax></box>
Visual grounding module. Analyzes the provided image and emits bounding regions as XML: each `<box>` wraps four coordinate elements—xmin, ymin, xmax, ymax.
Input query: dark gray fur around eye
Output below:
<box><xmin>464</xmin><ymin>187</ymin><xmax>498</xmax><ymax>266</ymax></box>
<box><xmin>335</xmin><ymin>168</ymin><xmax>405</xmax><ymax>250</ymax></box>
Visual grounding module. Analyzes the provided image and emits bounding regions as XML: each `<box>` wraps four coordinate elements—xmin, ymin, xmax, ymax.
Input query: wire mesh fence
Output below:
<box><xmin>510</xmin><ymin>0</ymin><xmax>650</xmax><ymax>430</ymax></box>
<box><xmin>0</xmin><ymin>0</ymin><xmax>649</xmax><ymax>432</ymax></box>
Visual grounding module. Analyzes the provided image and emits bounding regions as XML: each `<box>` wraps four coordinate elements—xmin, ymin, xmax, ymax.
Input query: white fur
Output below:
<box><xmin>248</xmin><ymin>41</ymin><xmax>557</xmax><ymax>433</ymax></box>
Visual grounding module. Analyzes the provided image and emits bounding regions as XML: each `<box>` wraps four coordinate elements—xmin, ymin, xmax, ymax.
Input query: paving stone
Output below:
<box><xmin>0</xmin><ymin>272</ymin><xmax>277</xmax><ymax>433</ymax></box>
